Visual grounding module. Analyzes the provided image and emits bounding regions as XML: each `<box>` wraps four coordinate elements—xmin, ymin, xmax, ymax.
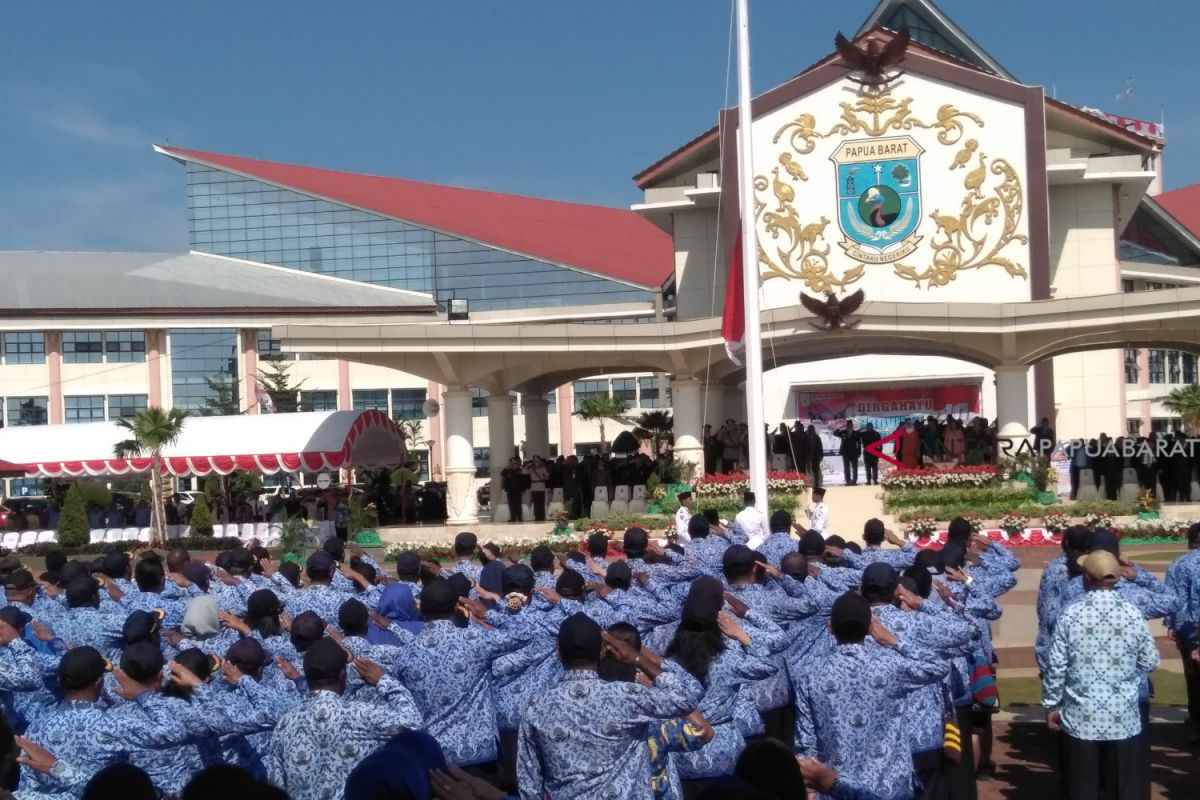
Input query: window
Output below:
<box><xmin>391</xmin><ymin>389</ymin><xmax>427</xmax><ymax>419</ymax></box>
<box><xmin>1124</xmin><ymin>349</ymin><xmax>1140</xmax><ymax>384</ymax></box>
<box><xmin>1168</xmin><ymin>351</ymin><xmax>1182</xmax><ymax>384</ymax></box>
<box><xmin>301</xmin><ymin>390</ymin><xmax>338</xmax><ymax>411</ymax></box>
<box><xmin>3</xmin><ymin>332</ymin><xmax>45</xmax><ymax>365</ymax></box>
<box><xmin>108</xmin><ymin>394</ymin><xmax>147</xmax><ymax>420</ymax></box>
<box><xmin>352</xmin><ymin>389</ymin><xmax>388</xmax><ymax>412</ymax></box>
<box><xmin>169</xmin><ymin>329</ymin><xmax>239</xmax><ymax>414</ymax></box>
<box><xmin>573</xmin><ymin>379</ymin><xmax>608</xmax><ymax>411</ymax></box>
<box><xmin>471</xmin><ymin>387</ymin><xmax>489</xmax><ymax>418</ymax></box>
<box><xmin>1126</xmin><ymin>418</ymin><xmax>1142</xmax><ymax>436</ymax></box>
<box><xmin>545</xmin><ymin>390</ymin><xmax>557</xmax><ymax>414</ymax></box>
<box><xmin>256</xmin><ymin>330</ymin><xmax>297</xmax><ymax>361</ymax></box>
<box><xmin>65</xmin><ymin>395</ymin><xmax>105</xmax><ymax>424</ymax></box>
<box><xmin>1151</xmin><ymin>417</ymin><xmax>1182</xmax><ymax>433</ymax></box>
<box><xmin>1148</xmin><ymin>350</ymin><xmax>1166</xmax><ymax>383</ymax></box>
<box><xmin>611</xmin><ymin>377</ymin><xmax>637</xmax><ymax>407</ymax></box>
<box><xmin>5</xmin><ymin>397</ymin><xmax>47</xmax><ymax>426</ymax></box>
<box><xmin>105</xmin><ymin>331</ymin><xmax>146</xmax><ymax>363</ymax></box>
<box><xmin>638</xmin><ymin>376</ymin><xmax>661</xmax><ymax>408</ymax></box>
<box><xmin>474</xmin><ymin>447</ymin><xmax>491</xmax><ymax>475</ymax></box>
<box><xmin>1121</xmin><ymin>279</ymin><xmax>1135</xmax><ymax>293</ymax></box>
<box><xmin>63</xmin><ymin>332</ymin><xmax>103</xmax><ymax>364</ymax></box>
<box><xmin>6</xmin><ymin>477</ymin><xmax>41</xmax><ymax>497</ymax></box>
<box><xmin>1184</xmin><ymin>353</ymin><xmax>1197</xmax><ymax>384</ymax></box>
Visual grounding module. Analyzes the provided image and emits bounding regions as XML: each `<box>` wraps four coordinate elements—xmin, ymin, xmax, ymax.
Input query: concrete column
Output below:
<box><xmin>46</xmin><ymin>331</ymin><xmax>63</xmax><ymax>424</ymax></box>
<box><xmin>995</xmin><ymin>363</ymin><xmax>1031</xmax><ymax>457</ymax></box>
<box><xmin>443</xmin><ymin>387</ymin><xmax>478</xmax><ymax>525</ymax></box>
<box><xmin>524</xmin><ymin>395</ymin><xmax>551</xmax><ymax>459</ymax></box>
<box><xmin>337</xmin><ymin>360</ymin><xmax>351</xmax><ymax>410</ymax></box>
<box><xmin>239</xmin><ymin>330</ymin><xmax>258</xmax><ymax>414</ymax></box>
<box><xmin>672</xmin><ymin>377</ymin><xmax>703</xmax><ymax>471</ymax></box>
<box><xmin>487</xmin><ymin>393</ymin><xmax>515</xmax><ymax>498</ymax></box>
<box><xmin>700</xmin><ymin>383</ymin><xmax>724</xmax><ymax>429</ymax></box>
<box><xmin>557</xmin><ymin>384</ymin><xmax>574</xmax><ymax>456</ymax></box>
<box><xmin>723</xmin><ymin>386</ymin><xmax>745</xmax><ymax>424</ymax></box>
<box><xmin>147</xmin><ymin>331</ymin><xmax>163</xmax><ymax>408</ymax></box>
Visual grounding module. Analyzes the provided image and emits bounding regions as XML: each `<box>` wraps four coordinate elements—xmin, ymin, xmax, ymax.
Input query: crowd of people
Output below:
<box><xmin>1066</xmin><ymin>430</ymin><xmax>1200</xmax><ymax>502</ymax></box>
<box><xmin>0</xmin><ymin>491</ymin><xmax>1193</xmax><ymax>799</ymax></box>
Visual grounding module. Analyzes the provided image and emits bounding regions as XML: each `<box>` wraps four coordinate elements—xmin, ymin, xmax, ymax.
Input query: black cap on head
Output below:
<box><xmin>246</xmin><ymin>589</ymin><xmax>282</xmax><ymax>619</ymax></box>
<box><xmin>1063</xmin><ymin>525</ymin><xmax>1091</xmax><ymax>554</ymax></box>
<box><xmin>181</xmin><ymin>561</ymin><xmax>211</xmax><ymax>592</ymax></box>
<box><xmin>688</xmin><ymin>515</ymin><xmax>711</xmax><ymax>540</ymax></box>
<box><xmin>677</xmin><ymin>491</ymin><xmax>693</xmax><ymax>501</ymax></box>
<box><xmin>799</xmin><ymin>531</ymin><xmax>827</xmax><ymax>556</ymax></box>
<box><xmin>338</xmin><ymin>599</ymin><xmax>369</xmax><ymax>634</ymax></box>
<box><xmin>914</xmin><ymin>549</ymin><xmax>944</xmax><ymax>575</ymax></box>
<box><xmin>622</xmin><ymin>527</ymin><xmax>649</xmax><ymax>555</ymax></box>
<box><xmin>396</xmin><ymin>551</ymin><xmax>422</xmax><ymax>578</ymax></box>
<box><xmin>58</xmin><ymin>646</ymin><xmax>109</xmax><ymax>690</ymax></box>
<box><xmin>556</xmin><ymin>569</ymin><xmax>585</xmax><ymax>598</ymax></box>
<box><xmin>769</xmin><ymin>510</ymin><xmax>791</xmax><ymax>533</ymax></box>
<box><xmin>419</xmin><ymin>578</ymin><xmax>458</xmax><ymax>617</ymax></box>
<box><xmin>101</xmin><ymin>551</ymin><xmax>130</xmax><ymax>578</ymax></box>
<box><xmin>947</xmin><ymin>516</ymin><xmax>972</xmax><ymax>542</ymax></box>
<box><xmin>831</xmin><ymin>591</ymin><xmax>871</xmax><ymax>642</ymax></box>
<box><xmin>305</xmin><ymin>551</ymin><xmax>336</xmax><ymax>580</ymax></box>
<box><xmin>303</xmin><ymin>636</ymin><xmax>348</xmax><ymax>683</ymax></box>
<box><xmin>44</xmin><ymin>551</ymin><xmax>67</xmax><ymax>573</ymax></box>
<box><xmin>227</xmin><ymin>547</ymin><xmax>254</xmax><ymax>572</ymax></box>
<box><xmin>121</xmin><ymin>640</ymin><xmax>165</xmax><ymax>683</ymax></box>
<box><xmin>811</xmin><ymin>487</ymin><xmax>826</xmax><ymax>498</ymax></box>
<box><xmin>454</xmin><ymin>531</ymin><xmax>478</xmax><ymax>554</ymax></box>
<box><xmin>0</xmin><ymin>605</ymin><xmax>31</xmax><ymax>631</ymax></box>
<box><xmin>59</xmin><ymin>560</ymin><xmax>87</xmax><ymax>585</ymax></box>
<box><xmin>901</xmin><ymin>565</ymin><xmax>933</xmax><ymax>598</ymax></box>
<box><xmin>1089</xmin><ymin>528</ymin><xmax>1120</xmax><ymax>555</ymax></box>
<box><xmin>586</xmin><ymin>532</ymin><xmax>609</xmax><ymax>557</ymax></box>
<box><xmin>722</xmin><ymin>545</ymin><xmax>758</xmax><ymax>580</ymax></box>
<box><xmin>557</xmin><ymin>612</ymin><xmax>602</xmax><ymax>665</ymax></box>
<box><xmin>226</xmin><ymin>637</ymin><xmax>267</xmax><ymax>672</ymax></box>
<box><xmin>861</xmin><ymin>563</ymin><xmax>899</xmax><ymax>602</ymax></box>
<box><xmin>529</xmin><ymin>546</ymin><xmax>555</xmax><ymax>571</ymax></box>
<box><xmin>4</xmin><ymin>569</ymin><xmax>35</xmax><ymax>591</ymax></box>
<box><xmin>502</xmin><ymin>564</ymin><xmax>535</xmax><ymax>596</ymax></box>
<box><xmin>322</xmin><ymin>537</ymin><xmax>345</xmax><ymax>561</ymax></box>
<box><xmin>290</xmin><ymin>611</ymin><xmax>325</xmax><ymax>652</ymax></box>
<box><xmin>65</xmin><ymin>576</ymin><xmax>100</xmax><ymax>607</ymax></box>
<box><xmin>940</xmin><ymin>542</ymin><xmax>967</xmax><ymax>569</ymax></box>
<box><xmin>122</xmin><ymin>609</ymin><xmax>164</xmax><ymax>645</ymax></box>
<box><xmin>604</xmin><ymin>560</ymin><xmax>632</xmax><ymax>590</ymax></box>
<box><xmin>863</xmin><ymin>518</ymin><xmax>885</xmax><ymax>545</ymax></box>
<box><xmin>446</xmin><ymin>572</ymin><xmax>471</xmax><ymax>599</ymax></box>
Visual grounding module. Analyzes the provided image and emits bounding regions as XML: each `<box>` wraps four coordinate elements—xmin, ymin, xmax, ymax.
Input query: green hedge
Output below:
<box><xmin>897</xmin><ymin>499</ymin><xmax>1138</xmax><ymax>523</ymax></box>
<box><xmin>883</xmin><ymin>487</ymin><xmax>1034</xmax><ymax>511</ymax></box>
<box><xmin>658</xmin><ymin>493</ymin><xmax>799</xmax><ymax>520</ymax></box>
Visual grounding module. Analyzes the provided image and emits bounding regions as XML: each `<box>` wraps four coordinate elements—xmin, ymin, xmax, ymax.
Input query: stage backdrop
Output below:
<box><xmin>792</xmin><ymin>384</ymin><xmax>981</xmax><ymax>452</ymax></box>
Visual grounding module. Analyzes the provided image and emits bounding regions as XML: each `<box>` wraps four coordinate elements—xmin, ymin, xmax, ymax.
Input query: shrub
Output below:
<box><xmin>881</xmin><ymin>467</ymin><xmax>999</xmax><ymax>490</ymax></box>
<box><xmin>278</xmin><ymin>515</ymin><xmax>309</xmax><ymax>555</ymax></box>
<box><xmin>57</xmin><ymin>485</ymin><xmax>89</xmax><ymax>549</ymax></box>
<box><xmin>883</xmin><ymin>487</ymin><xmax>1033</xmax><ymax>511</ymax></box>
<box><xmin>189</xmin><ymin>495</ymin><xmax>214</xmax><ymax>537</ymax></box>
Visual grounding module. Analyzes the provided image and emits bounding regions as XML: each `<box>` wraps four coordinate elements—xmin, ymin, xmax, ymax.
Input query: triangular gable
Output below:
<box><xmin>858</xmin><ymin>0</ymin><xmax>1015</xmax><ymax>80</ymax></box>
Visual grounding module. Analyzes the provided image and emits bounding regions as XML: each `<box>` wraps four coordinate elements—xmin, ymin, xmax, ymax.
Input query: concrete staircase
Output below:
<box><xmin>820</xmin><ymin>483</ymin><xmax>896</xmax><ymax>543</ymax></box>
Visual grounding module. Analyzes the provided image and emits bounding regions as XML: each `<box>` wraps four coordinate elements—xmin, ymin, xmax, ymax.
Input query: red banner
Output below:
<box><xmin>793</xmin><ymin>384</ymin><xmax>980</xmax><ymax>430</ymax></box>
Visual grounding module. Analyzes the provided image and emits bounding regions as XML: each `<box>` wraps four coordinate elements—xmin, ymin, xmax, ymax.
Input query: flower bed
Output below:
<box><xmin>692</xmin><ymin>470</ymin><xmax>807</xmax><ymax>498</ymax></box>
<box><xmin>883</xmin><ymin>487</ymin><xmax>1033</xmax><ymax>511</ymax></box>
<box><xmin>386</xmin><ymin>537</ymin><xmax>588</xmax><ymax>562</ymax></box>
<box><xmin>908</xmin><ymin>517</ymin><xmax>1197</xmax><ymax>549</ymax></box>
<box><xmin>881</xmin><ymin>466</ymin><xmax>999</xmax><ymax>490</ymax></box>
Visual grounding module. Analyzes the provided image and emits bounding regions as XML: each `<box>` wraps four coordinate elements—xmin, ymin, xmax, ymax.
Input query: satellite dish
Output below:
<box><xmin>422</xmin><ymin>399</ymin><xmax>440</xmax><ymax>418</ymax></box>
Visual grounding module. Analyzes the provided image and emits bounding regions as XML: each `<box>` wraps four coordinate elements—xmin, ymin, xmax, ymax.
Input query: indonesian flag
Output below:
<box><xmin>721</xmin><ymin>227</ymin><xmax>745</xmax><ymax>364</ymax></box>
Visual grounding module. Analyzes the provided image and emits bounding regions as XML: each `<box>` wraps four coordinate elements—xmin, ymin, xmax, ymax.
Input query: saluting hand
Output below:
<box><xmin>717</xmin><ymin>612</ymin><xmax>752</xmax><ymax>646</ymax></box>
<box><xmin>0</xmin><ymin>620</ymin><xmax>20</xmax><ymax>645</ymax></box>
<box><xmin>223</xmin><ymin>659</ymin><xmax>245</xmax><ymax>685</ymax></box>
<box><xmin>600</xmin><ymin>631</ymin><xmax>640</xmax><ymax>666</ymax></box>
<box><xmin>275</xmin><ymin>657</ymin><xmax>301</xmax><ymax>682</ymax></box>
<box><xmin>722</xmin><ymin>592</ymin><xmax>750</xmax><ymax>619</ymax></box>
<box><xmin>536</xmin><ymin>588</ymin><xmax>562</xmax><ymax>605</ymax></box>
<box><xmin>868</xmin><ymin>617</ymin><xmax>898</xmax><ymax>648</ymax></box>
<box><xmin>353</xmin><ymin>657</ymin><xmax>386</xmax><ymax>686</ymax></box>
<box><xmin>167</xmin><ymin>661</ymin><xmax>204</xmax><ymax>689</ymax></box>
<box><xmin>430</xmin><ymin>764</ymin><xmax>505</xmax><ymax>800</ymax></box>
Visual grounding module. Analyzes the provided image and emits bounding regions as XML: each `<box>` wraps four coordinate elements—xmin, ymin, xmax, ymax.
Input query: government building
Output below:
<box><xmin>3</xmin><ymin>0</ymin><xmax>1200</xmax><ymax>524</ymax></box>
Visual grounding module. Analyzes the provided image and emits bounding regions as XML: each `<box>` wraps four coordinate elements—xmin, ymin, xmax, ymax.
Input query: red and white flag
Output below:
<box><xmin>721</xmin><ymin>227</ymin><xmax>745</xmax><ymax>364</ymax></box>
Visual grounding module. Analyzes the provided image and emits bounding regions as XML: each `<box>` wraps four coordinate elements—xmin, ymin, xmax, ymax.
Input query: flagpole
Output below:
<box><xmin>735</xmin><ymin>0</ymin><xmax>769</xmax><ymax>512</ymax></box>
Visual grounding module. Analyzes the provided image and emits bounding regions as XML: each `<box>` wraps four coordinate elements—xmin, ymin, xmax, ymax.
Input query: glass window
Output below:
<box><xmin>4</xmin><ymin>332</ymin><xmax>45</xmax><ymax>365</ymax></box>
<box><xmin>1168</xmin><ymin>351</ymin><xmax>1182</xmax><ymax>384</ymax></box>
<box><xmin>638</xmin><ymin>376</ymin><xmax>661</xmax><ymax>408</ymax></box>
<box><xmin>6</xmin><ymin>477</ymin><xmax>41</xmax><ymax>497</ymax></box>
<box><xmin>1124</xmin><ymin>349</ymin><xmax>1140</xmax><ymax>384</ymax></box>
<box><xmin>301</xmin><ymin>390</ymin><xmax>338</xmax><ymax>411</ymax></box>
<box><xmin>63</xmin><ymin>331</ymin><xmax>103</xmax><ymax>364</ymax></box>
<box><xmin>471</xmin><ymin>388</ymin><xmax>489</xmax><ymax>418</ymax></box>
<box><xmin>1148</xmin><ymin>350</ymin><xmax>1166</xmax><ymax>383</ymax></box>
<box><xmin>1126</xmin><ymin>418</ymin><xmax>1142</xmax><ymax>436</ymax></box>
<box><xmin>545</xmin><ymin>390</ymin><xmax>557</xmax><ymax>414</ymax></box>
<box><xmin>105</xmin><ymin>331</ymin><xmax>146</xmax><ymax>363</ymax></box>
<box><xmin>169</xmin><ymin>329</ymin><xmax>240</xmax><ymax>414</ymax></box>
<box><xmin>5</xmin><ymin>397</ymin><xmax>47</xmax><ymax>427</ymax></box>
<box><xmin>1121</xmin><ymin>279</ymin><xmax>1136</xmax><ymax>293</ymax></box>
<box><xmin>352</xmin><ymin>389</ymin><xmax>388</xmax><ymax>412</ymax></box>
<box><xmin>473</xmin><ymin>447</ymin><xmax>490</xmax><ymax>475</ymax></box>
<box><xmin>391</xmin><ymin>389</ymin><xmax>427</xmax><ymax>419</ymax></box>
<box><xmin>65</xmin><ymin>395</ymin><xmax>105</xmax><ymax>424</ymax></box>
<box><xmin>573</xmin><ymin>379</ymin><xmax>609</xmax><ymax>411</ymax></box>
<box><xmin>108</xmin><ymin>394</ymin><xmax>148</xmax><ymax>420</ymax></box>
<box><xmin>1151</xmin><ymin>417</ymin><xmax>1182</xmax><ymax>433</ymax></box>
<box><xmin>611</xmin><ymin>378</ymin><xmax>637</xmax><ymax>407</ymax></box>
<box><xmin>1184</xmin><ymin>353</ymin><xmax>1197</xmax><ymax>384</ymax></box>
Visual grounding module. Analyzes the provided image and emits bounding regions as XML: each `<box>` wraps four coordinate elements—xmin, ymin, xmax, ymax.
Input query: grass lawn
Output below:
<box><xmin>999</xmin><ymin>669</ymin><xmax>1188</xmax><ymax>708</ymax></box>
<box><xmin>1127</xmin><ymin>550</ymin><xmax>1187</xmax><ymax>563</ymax></box>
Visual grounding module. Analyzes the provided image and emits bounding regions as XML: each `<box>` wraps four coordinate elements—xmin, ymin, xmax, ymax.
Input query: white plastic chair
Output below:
<box><xmin>165</xmin><ymin>525</ymin><xmax>181</xmax><ymax>540</ymax></box>
<box><xmin>104</xmin><ymin>528</ymin><xmax>123</xmax><ymax>543</ymax></box>
<box><xmin>609</xmin><ymin>485</ymin><xmax>631</xmax><ymax>516</ymax></box>
<box><xmin>1076</xmin><ymin>469</ymin><xmax>1099</xmax><ymax>501</ymax></box>
<box><xmin>1118</xmin><ymin>468</ymin><xmax>1140</xmax><ymax>503</ymax></box>
<box><xmin>179</xmin><ymin>525</ymin><xmax>192</xmax><ymax>539</ymax></box>
<box><xmin>255</xmin><ymin>522</ymin><xmax>270</xmax><ymax>541</ymax></box>
<box><xmin>223</xmin><ymin>523</ymin><xmax>241</xmax><ymax>539</ymax></box>
<box><xmin>591</xmin><ymin>486</ymin><xmax>610</xmax><ymax>519</ymax></box>
<box><xmin>1</xmin><ymin>532</ymin><xmax>18</xmax><ymax>550</ymax></box>
<box><xmin>521</xmin><ymin>491</ymin><xmax>534</xmax><ymax>523</ymax></box>
<box><xmin>629</xmin><ymin>485</ymin><xmax>647</xmax><ymax>514</ymax></box>
<box><xmin>17</xmin><ymin>530</ymin><xmax>37</xmax><ymax>549</ymax></box>
<box><xmin>265</xmin><ymin>523</ymin><xmax>283</xmax><ymax>545</ymax></box>
<box><xmin>138</xmin><ymin>528</ymin><xmax>153</xmax><ymax>542</ymax></box>
<box><xmin>36</xmin><ymin>530</ymin><xmax>56</xmax><ymax>544</ymax></box>
<box><xmin>492</xmin><ymin>501</ymin><xmax>510</xmax><ymax>523</ymax></box>
<box><xmin>89</xmin><ymin>529</ymin><xmax>106</xmax><ymax>544</ymax></box>
<box><xmin>122</xmin><ymin>527</ymin><xmax>139</xmax><ymax>541</ymax></box>
<box><xmin>545</xmin><ymin>488</ymin><xmax>565</xmax><ymax>518</ymax></box>
<box><xmin>240</xmin><ymin>523</ymin><xmax>256</xmax><ymax>542</ymax></box>
<box><xmin>771</xmin><ymin>454</ymin><xmax>789</xmax><ymax>470</ymax></box>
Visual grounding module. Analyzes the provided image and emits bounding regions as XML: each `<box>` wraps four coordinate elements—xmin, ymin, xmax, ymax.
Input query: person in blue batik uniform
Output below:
<box><xmin>283</xmin><ymin>551</ymin><xmax>356</xmax><ymax>622</ymax></box>
<box><xmin>755</xmin><ymin>510</ymin><xmax>802</xmax><ymax>569</ymax></box>
<box><xmin>683</xmin><ymin>516</ymin><xmax>730</xmax><ymax>576</ymax></box>
<box><xmin>391</xmin><ymin>577</ymin><xmax>534</xmax><ymax>772</ymax></box>
<box><xmin>217</xmin><ymin>637</ymin><xmax>305</xmax><ymax>779</ymax></box>
<box><xmin>120</xmin><ymin>556</ymin><xmax>188</xmax><ymax>628</ymax></box>
<box><xmin>795</xmin><ymin>591</ymin><xmax>950</xmax><ymax>800</ymax></box>
<box><xmin>565</xmin><ymin>533</ymin><xmax>612</xmax><ymax>579</ymax></box>
<box><xmin>620</xmin><ymin>528</ymin><xmax>702</xmax><ymax>591</ymax></box>
<box><xmin>4</xmin><ymin>569</ymin><xmax>64</xmax><ymax>631</ymax></box>
<box><xmin>517</xmin><ymin>612</ymin><xmax>701</xmax><ymax>800</ymax></box>
<box><xmin>528</xmin><ymin>546</ymin><xmax>561</xmax><ymax>591</ymax></box>
<box><xmin>840</xmin><ymin>519</ymin><xmax>918</xmax><ymax>570</ymax></box>
<box><xmin>1035</xmin><ymin>527</ymin><xmax>1092</xmax><ymax>675</ymax></box>
<box><xmin>267</xmin><ymin>637</ymin><xmax>423</xmax><ymax>800</ymax></box>
<box><xmin>50</xmin><ymin>577</ymin><xmax>125</xmax><ymax>661</ymax></box>
<box><xmin>1164</xmin><ymin>522</ymin><xmax>1200</xmax><ymax>743</ymax></box>
<box><xmin>447</xmin><ymin>531</ymin><xmax>484</xmax><ymax>584</ymax></box>
<box><xmin>595</xmin><ymin>561</ymin><xmax>676</xmax><ymax>636</ymax></box>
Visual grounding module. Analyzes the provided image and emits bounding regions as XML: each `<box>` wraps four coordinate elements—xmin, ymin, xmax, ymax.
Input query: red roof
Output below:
<box><xmin>157</xmin><ymin>146</ymin><xmax>674</xmax><ymax>290</ymax></box>
<box><xmin>1157</xmin><ymin>184</ymin><xmax>1200</xmax><ymax>241</ymax></box>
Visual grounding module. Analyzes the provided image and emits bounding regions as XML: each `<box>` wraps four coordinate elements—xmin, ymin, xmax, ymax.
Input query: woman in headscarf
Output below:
<box><xmin>343</xmin><ymin>729</ymin><xmax>446</xmax><ymax>800</ymax></box>
<box><xmin>367</xmin><ymin>583</ymin><xmax>423</xmax><ymax>648</ymax></box>
<box><xmin>176</xmin><ymin>596</ymin><xmax>237</xmax><ymax>656</ymax></box>
<box><xmin>663</xmin><ymin>577</ymin><xmax>781</xmax><ymax>793</ymax></box>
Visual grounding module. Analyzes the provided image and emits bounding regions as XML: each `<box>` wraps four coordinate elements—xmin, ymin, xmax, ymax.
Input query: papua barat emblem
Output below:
<box><xmin>832</xmin><ymin>136</ymin><xmax>924</xmax><ymax>264</ymax></box>
<box><xmin>801</xmin><ymin>289</ymin><xmax>864</xmax><ymax>331</ymax></box>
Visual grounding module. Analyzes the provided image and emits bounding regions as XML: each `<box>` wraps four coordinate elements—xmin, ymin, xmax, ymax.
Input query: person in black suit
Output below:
<box><xmin>833</xmin><ymin>420</ymin><xmax>862</xmax><ymax>486</ymax></box>
<box><xmin>859</xmin><ymin>422</ymin><xmax>882</xmax><ymax>485</ymax></box>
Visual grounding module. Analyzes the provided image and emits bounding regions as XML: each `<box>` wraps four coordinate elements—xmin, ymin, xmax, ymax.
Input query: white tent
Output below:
<box><xmin>0</xmin><ymin>410</ymin><xmax>407</xmax><ymax>478</ymax></box>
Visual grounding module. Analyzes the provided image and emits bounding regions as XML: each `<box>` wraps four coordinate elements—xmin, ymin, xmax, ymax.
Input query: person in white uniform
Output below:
<box><xmin>804</xmin><ymin>486</ymin><xmax>829</xmax><ymax>539</ymax></box>
<box><xmin>733</xmin><ymin>491</ymin><xmax>771</xmax><ymax>550</ymax></box>
<box><xmin>674</xmin><ymin>491</ymin><xmax>694</xmax><ymax>544</ymax></box>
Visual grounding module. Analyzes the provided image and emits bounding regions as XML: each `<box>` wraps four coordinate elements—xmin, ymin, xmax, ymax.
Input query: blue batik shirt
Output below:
<box><xmin>50</xmin><ymin>606</ymin><xmax>126</xmax><ymax>661</ymax></box>
<box><xmin>794</xmin><ymin>639</ymin><xmax>949</xmax><ymax>800</ymax></box>
<box><xmin>1164</xmin><ymin>549</ymin><xmax>1200</xmax><ymax>646</ymax></box>
<box><xmin>724</xmin><ymin>584</ymin><xmax>808</xmax><ymax>711</ymax></box>
<box><xmin>449</xmin><ymin>559</ymin><xmax>483</xmax><ymax>584</ymax></box>
<box><xmin>684</xmin><ymin>536</ymin><xmax>729</xmax><ymax>576</ymax></box>
<box><xmin>219</xmin><ymin>666</ymin><xmax>304</xmax><ymax>778</ymax></box>
<box><xmin>842</xmin><ymin>544</ymin><xmax>917</xmax><ymax>570</ymax></box>
<box><xmin>755</xmin><ymin>533</ymin><xmax>799</xmax><ymax>569</ymax></box>
<box><xmin>517</xmin><ymin>668</ymin><xmax>699</xmax><ymax>800</ymax></box>
<box><xmin>284</xmin><ymin>583</ymin><xmax>357</xmax><ymax>623</ymax></box>
<box><xmin>1034</xmin><ymin>554</ymin><xmax>1070</xmax><ymax>674</ymax></box>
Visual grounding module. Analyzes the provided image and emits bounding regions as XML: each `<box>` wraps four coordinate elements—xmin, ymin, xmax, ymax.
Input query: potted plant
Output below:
<box><xmin>904</xmin><ymin>515</ymin><xmax>938</xmax><ymax>542</ymax></box>
<box><xmin>551</xmin><ymin>510</ymin><xmax>573</xmax><ymax>537</ymax></box>
<box><xmin>1083</xmin><ymin>511</ymin><xmax>1114</xmax><ymax>530</ymax></box>
<box><xmin>999</xmin><ymin>512</ymin><xmax>1028</xmax><ymax>540</ymax></box>
<box><xmin>1136</xmin><ymin>489</ymin><xmax>1160</xmax><ymax>520</ymax></box>
<box><xmin>1042</xmin><ymin>512</ymin><xmax>1071</xmax><ymax>535</ymax></box>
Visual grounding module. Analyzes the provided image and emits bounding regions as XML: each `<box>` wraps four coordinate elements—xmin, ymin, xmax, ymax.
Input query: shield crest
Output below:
<box><xmin>831</xmin><ymin>135</ymin><xmax>924</xmax><ymax>264</ymax></box>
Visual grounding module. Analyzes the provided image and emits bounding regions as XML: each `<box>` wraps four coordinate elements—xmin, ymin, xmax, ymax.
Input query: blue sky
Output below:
<box><xmin>1</xmin><ymin>0</ymin><xmax>1196</xmax><ymax>251</ymax></box>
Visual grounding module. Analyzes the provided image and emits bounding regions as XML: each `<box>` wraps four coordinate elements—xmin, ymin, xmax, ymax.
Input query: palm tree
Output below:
<box><xmin>114</xmin><ymin>407</ymin><xmax>189</xmax><ymax>546</ymax></box>
<box><xmin>573</xmin><ymin>393</ymin><xmax>630</xmax><ymax>453</ymax></box>
<box><xmin>631</xmin><ymin>410</ymin><xmax>674</xmax><ymax>456</ymax></box>
<box><xmin>1162</xmin><ymin>384</ymin><xmax>1200</xmax><ymax>432</ymax></box>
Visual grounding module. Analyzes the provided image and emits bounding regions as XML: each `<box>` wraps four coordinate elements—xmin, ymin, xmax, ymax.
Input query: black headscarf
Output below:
<box><xmin>668</xmin><ymin>577</ymin><xmax>727</xmax><ymax>682</ymax></box>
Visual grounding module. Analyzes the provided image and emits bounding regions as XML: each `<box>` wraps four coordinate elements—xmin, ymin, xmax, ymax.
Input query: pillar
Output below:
<box><xmin>557</xmin><ymin>384</ymin><xmax>574</xmax><ymax>456</ymax></box>
<box><xmin>147</xmin><ymin>330</ymin><xmax>163</xmax><ymax>408</ymax></box>
<box><xmin>46</xmin><ymin>331</ymin><xmax>63</xmax><ymax>424</ymax></box>
<box><xmin>337</xmin><ymin>360</ymin><xmax>352</xmax><ymax>410</ymax></box>
<box><xmin>672</xmin><ymin>377</ymin><xmax>703</xmax><ymax>471</ymax></box>
<box><xmin>995</xmin><ymin>363</ymin><xmax>1031</xmax><ymax>457</ymax></box>
<box><xmin>723</xmin><ymin>386</ymin><xmax>745</xmax><ymax>424</ymax></box>
<box><xmin>426</xmin><ymin>379</ymin><xmax>443</xmax><ymax>475</ymax></box>
<box><xmin>442</xmin><ymin>387</ymin><xmax>478</xmax><ymax>525</ymax></box>
<box><xmin>487</xmin><ymin>393</ymin><xmax>515</xmax><ymax>499</ymax></box>
<box><xmin>239</xmin><ymin>329</ymin><xmax>258</xmax><ymax>414</ymax></box>
<box><xmin>700</xmin><ymin>383</ymin><xmax>724</xmax><ymax>430</ymax></box>
<box><xmin>524</xmin><ymin>395</ymin><xmax>551</xmax><ymax>459</ymax></box>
